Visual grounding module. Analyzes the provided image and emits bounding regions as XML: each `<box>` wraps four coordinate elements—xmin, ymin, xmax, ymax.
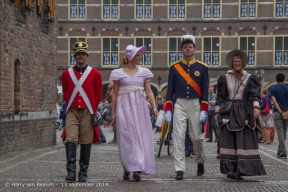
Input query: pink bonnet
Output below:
<box><xmin>124</xmin><ymin>45</ymin><xmax>146</xmax><ymax>61</ymax></box>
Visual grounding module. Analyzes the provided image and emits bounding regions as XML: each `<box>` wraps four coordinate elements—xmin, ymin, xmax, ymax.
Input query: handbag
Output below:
<box><xmin>155</xmin><ymin>110</ymin><xmax>165</xmax><ymax>127</ymax></box>
<box><xmin>219</xmin><ymin>74</ymin><xmax>248</xmax><ymax>114</ymax></box>
<box><xmin>261</xmin><ymin>97</ymin><xmax>270</xmax><ymax>115</ymax></box>
<box><xmin>103</xmin><ymin>105</ymin><xmax>112</xmax><ymax>122</ymax></box>
<box><xmin>219</xmin><ymin>101</ymin><xmax>233</xmax><ymax>114</ymax></box>
<box><xmin>91</xmin><ymin>113</ymin><xmax>101</xmax><ymax>126</ymax></box>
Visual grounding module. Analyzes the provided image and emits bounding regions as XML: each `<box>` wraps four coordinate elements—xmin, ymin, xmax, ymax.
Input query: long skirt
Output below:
<box><xmin>115</xmin><ymin>91</ymin><xmax>155</xmax><ymax>175</ymax></box>
<box><xmin>220</xmin><ymin>125</ymin><xmax>266</xmax><ymax>176</ymax></box>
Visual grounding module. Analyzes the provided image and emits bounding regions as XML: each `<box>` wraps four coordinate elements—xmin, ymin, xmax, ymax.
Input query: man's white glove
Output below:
<box><xmin>199</xmin><ymin>111</ymin><xmax>208</xmax><ymax>122</ymax></box>
<box><xmin>164</xmin><ymin>110</ymin><xmax>172</xmax><ymax>122</ymax></box>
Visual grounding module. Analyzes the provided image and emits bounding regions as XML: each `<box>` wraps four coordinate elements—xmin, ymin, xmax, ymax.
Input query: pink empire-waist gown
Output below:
<box><xmin>109</xmin><ymin>67</ymin><xmax>155</xmax><ymax>174</ymax></box>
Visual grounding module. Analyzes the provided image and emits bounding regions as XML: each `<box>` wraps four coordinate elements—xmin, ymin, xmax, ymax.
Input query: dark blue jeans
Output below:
<box><xmin>208</xmin><ymin>111</ymin><xmax>218</xmax><ymax>139</ymax></box>
<box><xmin>151</xmin><ymin>118</ymin><xmax>156</xmax><ymax>130</ymax></box>
<box><xmin>113</xmin><ymin>128</ymin><xmax>117</xmax><ymax>141</ymax></box>
<box><xmin>185</xmin><ymin>124</ymin><xmax>194</xmax><ymax>154</ymax></box>
<box><xmin>98</xmin><ymin>126</ymin><xmax>106</xmax><ymax>141</ymax></box>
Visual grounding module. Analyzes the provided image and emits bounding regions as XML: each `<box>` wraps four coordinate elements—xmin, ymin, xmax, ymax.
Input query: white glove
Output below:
<box><xmin>199</xmin><ymin>111</ymin><xmax>208</xmax><ymax>122</ymax></box>
<box><xmin>164</xmin><ymin>110</ymin><xmax>172</xmax><ymax>122</ymax></box>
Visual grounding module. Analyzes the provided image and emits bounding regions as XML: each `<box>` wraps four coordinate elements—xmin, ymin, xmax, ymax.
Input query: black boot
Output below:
<box><xmin>133</xmin><ymin>171</ymin><xmax>141</xmax><ymax>182</ymax></box>
<box><xmin>78</xmin><ymin>144</ymin><xmax>92</xmax><ymax>182</ymax></box>
<box><xmin>123</xmin><ymin>171</ymin><xmax>130</xmax><ymax>180</ymax></box>
<box><xmin>175</xmin><ymin>171</ymin><xmax>183</xmax><ymax>180</ymax></box>
<box><xmin>197</xmin><ymin>163</ymin><xmax>205</xmax><ymax>176</ymax></box>
<box><xmin>65</xmin><ymin>142</ymin><xmax>77</xmax><ymax>182</ymax></box>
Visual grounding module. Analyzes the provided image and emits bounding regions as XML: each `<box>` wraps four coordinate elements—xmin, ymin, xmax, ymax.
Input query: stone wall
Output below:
<box><xmin>0</xmin><ymin>0</ymin><xmax>57</xmax><ymax>154</ymax></box>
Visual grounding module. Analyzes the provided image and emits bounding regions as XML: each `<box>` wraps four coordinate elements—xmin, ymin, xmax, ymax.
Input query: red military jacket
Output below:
<box><xmin>62</xmin><ymin>65</ymin><xmax>102</xmax><ymax>114</ymax></box>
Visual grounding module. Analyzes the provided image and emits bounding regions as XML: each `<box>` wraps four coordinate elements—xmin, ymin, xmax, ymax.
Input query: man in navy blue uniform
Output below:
<box><xmin>164</xmin><ymin>35</ymin><xmax>209</xmax><ymax>180</ymax></box>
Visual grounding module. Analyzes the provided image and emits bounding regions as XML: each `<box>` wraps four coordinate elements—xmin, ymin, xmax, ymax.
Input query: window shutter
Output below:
<box><xmin>48</xmin><ymin>0</ymin><xmax>55</xmax><ymax>21</ymax></box>
<box><xmin>37</xmin><ymin>0</ymin><xmax>43</xmax><ymax>15</ymax></box>
<box><xmin>14</xmin><ymin>0</ymin><xmax>20</xmax><ymax>8</ymax></box>
<box><xmin>26</xmin><ymin>0</ymin><xmax>34</xmax><ymax>10</ymax></box>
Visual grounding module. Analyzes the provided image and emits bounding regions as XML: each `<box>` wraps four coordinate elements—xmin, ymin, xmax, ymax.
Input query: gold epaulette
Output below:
<box><xmin>197</xmin><ymin>60</ymin><xmax>208</xmax><ymax>68</ymax></box>
<box><xmin>170</xmin><ymin>60</ymin><xmax>181</xmax><ymax>67</ymax></box>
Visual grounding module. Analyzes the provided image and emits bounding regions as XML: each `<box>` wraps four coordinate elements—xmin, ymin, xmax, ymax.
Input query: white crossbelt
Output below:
<box><xmin>66</xmin><ymin>66</ymin><xmax>95</xmax><ymax>114</ymax></box>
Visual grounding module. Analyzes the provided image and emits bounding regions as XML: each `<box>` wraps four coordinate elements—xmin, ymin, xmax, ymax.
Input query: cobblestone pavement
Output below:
<box><xmin>1</xmin><ymin>127</ymin><xmax>288</xmax><ymax>192</ymax></box>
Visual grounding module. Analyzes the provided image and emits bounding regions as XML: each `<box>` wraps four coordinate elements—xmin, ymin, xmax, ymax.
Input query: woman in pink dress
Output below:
<box><xmin>109</xmin><ymin>45</ymin><xmax>158</xmax><ymax>182</ymax></box>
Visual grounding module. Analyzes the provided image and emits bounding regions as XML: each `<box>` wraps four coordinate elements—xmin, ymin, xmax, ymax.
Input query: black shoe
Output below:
<box><xmin>185</xmin><ymin>152</ymin><xmax>191</xmax><ymax>157</ymax></box>
<box><xmin>65</xmin><ymin>142</ymin><xmax>77</xmax><ymax>182</ymax></box>
<box><xmin>175</xmin><ymin>171</ymin><xmax>183</xmax><ymax>180</ymax></box>
<box><xmin>278</xmin><ymin>153</ymin><xmax>287</xmax><ymax>158</ymax></box>
<box><xmin>123</xmin><ymin>171</ymin><xmax>130</xmax><ymax>180</ymax></box>
<box><xmin>197</xmin><ymin>163</ymin><xmax>204</xmax><ymax>176</ymax></box>
<box><xmin>227</xmin><ymin>172</ymin><xmax>236</xmax><ymax>180</ymax></box>
<box><xmin>78</xmin><ymin>144</ymin><xmax>92</xmax><ymax>182</ymax></box>
<box><xmin>100</xmin><ymin>136</ymin><xmax>107</xmax><ymax>143</ymax></box>
<box><xmin>206</xmin><ymin>138</ymin><xmax>213</xmax><ymax>142</ymax></box>
<box><xmin>133</xmin><ymin>172</ymin><xmax>141</xmax><ymax>182</ymax></box>
<box><xmin>227</xmin><ymin>172</ymin><xmax>243</xmax><ymax>180</ymax></box>
<box><xmin>216</xmin><ymin>154</ymin><xmax>221</xmax><ymax>159</ymax></box>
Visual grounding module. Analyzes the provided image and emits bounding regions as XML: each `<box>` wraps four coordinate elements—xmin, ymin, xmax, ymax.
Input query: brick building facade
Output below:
<box><xmin>56</xmin><ymin>0</ymin><xmax>288</xmax><ymax>98</ymax></box>
<box><xmin>0</xmin><ymin>0</ymin><xmax>57</xmax><ymax>153</ymax></box>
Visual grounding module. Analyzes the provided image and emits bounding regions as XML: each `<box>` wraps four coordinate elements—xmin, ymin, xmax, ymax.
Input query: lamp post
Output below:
<box><xmin>157</xmin><ymin>75</ymin><xmax>162</xmax><ymax>94</ymax></box>
<box><xmin>157</xmin><ymin>75</ymin><xmax>162</xmax><ymax>86</ymax></box>
<box><xmin>255</xmin><ymin>69</ymin><xmax>264</xmax><ymax>82</ymax></box>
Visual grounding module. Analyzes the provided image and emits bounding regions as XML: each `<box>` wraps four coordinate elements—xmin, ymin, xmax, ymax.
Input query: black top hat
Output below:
<box><xmin>225</xmin><ymin>50</ymin><xmax>248</xmax><ymax>68</ymax></box>
<box><xmin>73</xmin><ymin>41</ymin><xmax>89</xmax><ymax>55</ymax></box>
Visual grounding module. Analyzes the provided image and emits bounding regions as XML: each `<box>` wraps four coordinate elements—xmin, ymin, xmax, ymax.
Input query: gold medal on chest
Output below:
<box><xmin>194</xmin><ymin>71</ymin><xmax>200</xmax><ymax>77</ymax></box>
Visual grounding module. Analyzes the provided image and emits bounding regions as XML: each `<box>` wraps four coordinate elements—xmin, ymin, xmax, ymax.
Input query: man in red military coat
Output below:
<box><xmin>62</xmin><ymin>41</ymin><xmax>102</xmax><ymax>182</ymax></box>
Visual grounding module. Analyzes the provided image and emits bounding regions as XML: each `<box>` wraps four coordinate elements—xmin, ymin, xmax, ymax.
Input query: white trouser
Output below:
<box><xmin>173</xmin><ymin>98</ymin><xmax>205</xmax><ymax>172</ymax></box>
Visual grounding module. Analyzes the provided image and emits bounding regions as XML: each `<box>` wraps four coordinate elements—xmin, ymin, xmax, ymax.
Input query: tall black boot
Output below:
<box><xmin>65</xmin><ymin>142</ymin><xmax>77</xmax><ymax>182</ymax></box>
<box><xmin>78</xmin><ymin>144</ymin><xmax>92</xmax><ymax>182</ymax></box>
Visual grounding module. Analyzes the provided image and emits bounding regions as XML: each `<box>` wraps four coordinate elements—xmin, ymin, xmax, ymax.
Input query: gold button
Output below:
<box><xmin>187</xmin><ymin>82</ymin><xmax>189</xmax><ymax>84</ymax></box>
<box><xmin>187</xmin><ymin>87</ymin><xmax>189</xmax><ymax>89</ymax></box>
<box><xmin>79</xmin><ymin>100</ymin><xmax>81</xmax><ymax>102</ymax></box>
<box><xmin>187</xmin><ymin>96</ymin><xmax>189</xmax><ymax>98</ymax></box>
<box><xmin>188</xmin><ymin>69</ymin><xmax>190</xmax><ymax>72</ymax></box>
<box><xmin>187</xmin><ymin>74</ymin><xmax>189</xmax><ymax>76</ymax></box>
<box><xmin>187</xmin><ymin>92</ymin><xmax>189</xmax><ymax>94</ymax></box>
<box><xmin>79</xmin><ymin>94</ymin><xmax>81</xmax><ymax>97</ymax></box>
<box><xmin>79</xmin><ymin>106</ymin><xmax>81</xmax><ymax>107</ymax></box>
<box><xmin>80</xmin><ymin>73</ymin><xmax>83</xmax><ymax>75</ymax></box>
